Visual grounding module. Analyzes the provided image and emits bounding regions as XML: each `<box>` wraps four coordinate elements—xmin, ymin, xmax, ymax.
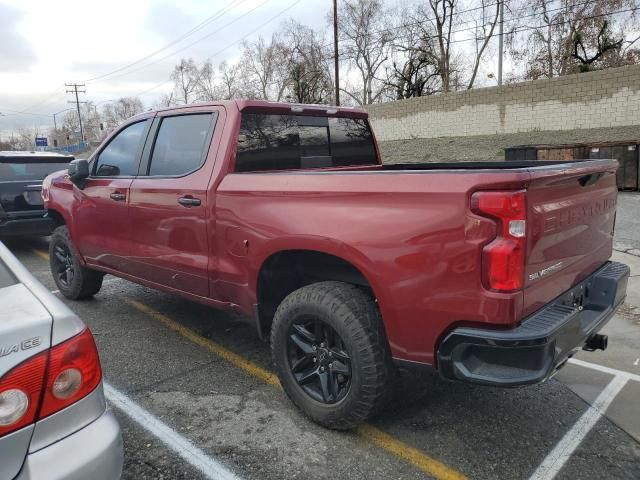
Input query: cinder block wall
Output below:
<box><xmin>365</xmin><ymin>65</ymin><xmax>640</xmax><ymax>162</ymax></box>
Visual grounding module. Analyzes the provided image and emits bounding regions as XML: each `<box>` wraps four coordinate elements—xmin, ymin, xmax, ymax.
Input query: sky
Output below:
<box><xmin>0</xmin><ymin>0</ymin><xmax>333</xmax><ymax>136</ymax></box>
<box><xmin>0</xmin><ymin>0</ymin><xmax>505</xmax><ymax>138</ymax></box>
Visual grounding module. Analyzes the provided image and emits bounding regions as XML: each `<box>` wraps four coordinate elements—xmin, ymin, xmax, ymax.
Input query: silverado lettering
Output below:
<box><xmin>542</xmin><ymin>196</ymin><xmax>617</xmax><ymax>233</ymax></box>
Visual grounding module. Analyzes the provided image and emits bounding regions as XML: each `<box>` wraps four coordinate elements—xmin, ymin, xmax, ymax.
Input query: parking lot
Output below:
<box><xmin>3</xmin><ymin>193</ymin><xmax>639</xmax><ymax>480</ymax></box>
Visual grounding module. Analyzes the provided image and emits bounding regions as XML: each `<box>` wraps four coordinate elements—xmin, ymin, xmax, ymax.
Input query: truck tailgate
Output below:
<box><xmin>523</xmin><ymin>159</ymin><xmax>619</xmax><ymax>317</ymax></box>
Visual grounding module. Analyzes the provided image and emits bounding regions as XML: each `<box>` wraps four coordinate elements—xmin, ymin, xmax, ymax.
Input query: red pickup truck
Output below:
<box><xmin>42</xmin><ymin>100</ymin><xmax>629</xmax><ymax>429</ymax></box>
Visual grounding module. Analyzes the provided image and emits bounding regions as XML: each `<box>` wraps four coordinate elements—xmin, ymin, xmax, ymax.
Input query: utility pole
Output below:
<box><xmin>65</xmin><ymin>83</ymin><xmax>86</xmax><ymax>142</ymax></box>
<box><xmin>498</xmin><ymin>0</ymin><xmax>504</xmax><ymax>86</ymax></box>
<box><xmin>333</xmin><ymin>0</ymin><xmax>340</xmax><ymax>106</ymax></box>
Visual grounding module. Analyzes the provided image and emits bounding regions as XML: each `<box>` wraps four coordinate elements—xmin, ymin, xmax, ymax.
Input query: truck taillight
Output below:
<box><xmin>471</xmin><ymin>190</ymin><xmax>527</xmax><ymax>292</ymax></box>
<box><xmin>0</xmin><ymin>329</ymin><xmax>102</xmax><ymax>438</ymax></box>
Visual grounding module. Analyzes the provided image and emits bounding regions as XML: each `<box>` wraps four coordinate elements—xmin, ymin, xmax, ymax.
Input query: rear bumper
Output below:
<box><xmin>15</xmin><ymin>408</ymin><xmax>123</xmax><ymax>480</ymax></box>
<box><xmin>0</xmin><ymin>216</ymin><xmax>54</xmax><ymax>237</ymax></box>
<box><xmin>437</xmin><ymin>261</ymin><xmax>630</xmax><ymax>386</ymax></box>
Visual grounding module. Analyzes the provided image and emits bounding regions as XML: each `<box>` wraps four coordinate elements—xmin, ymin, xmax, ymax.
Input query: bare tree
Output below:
<box><xmin>171</xmin><ymin>58</ymin><xmax>199</xmax><ymax>104</ymax></box>
<box><xmin>195</xmin><ymin>60</ymin><xmax>217</xmax><ymax>101</ymax></box>
<box><xmin>384</xmin><ymin>13</ymin><xmax>442</xmax><ymax>99</ymax></box>
<box><xmin>467</xmin><ymin>0</ymin><xmax>502</xmax><ymax>89</ymax></box>
<box><xmin>510</xmin><ymin>0</ymin><xmax>638</xmax><ymax>79</ymax></box>
<box><xmin>11</xmin><ymin>127</ymin><xmax>37</xmax><ymax>150</ymax></box>
<box><xmin>428</xmin><ymin>0</ymin><xmax>459</xmax><ymax>92</ymax></box>
<box><xmin>218</xmin><ymin>61</ymin><xmax>242</xmax><ymax>99</ymax></box>
<box><xmin>157</xmin><ymin>92</ymin><xmax>176</xmax><ymax>107</ymax></box>
<box><xmin>79</xmin><ymin>102</ymin><xmax>102</xmax><ymax>142</ymax></box>
<box><xmin>339</xmin><ymin>0</ymin><xmax>391</xmax><ymax>105</ymax></box>
<box><xmin>240</xmin><ymin>36</ymin><xmax>289</xmax><ymax>101</ymax></box>
<box><xmin>572</xmin><ymin>20</ymin><xmax>624</xmax><ymax>71</ymax></box>
<box><xmin>102</xmin><ymin>97</ymin><xmax>144</xmax><ymax>129</ymax></box>
<box><xmin>281</xmin><ymin>20</ymin><xmax>334</xmax><ymax>103</ymax></box>
<box><xmin>384</xmin><ymin>52</ymin><xmax>441</xmax><ymax>99</ymax></box>
<box><xmin>389</xmin><ymin>1</ymin><xmax>463</xmax><ymax>94</ymax></box>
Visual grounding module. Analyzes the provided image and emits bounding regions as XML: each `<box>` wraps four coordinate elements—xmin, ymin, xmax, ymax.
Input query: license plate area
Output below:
<box><xmin>558</xmin><ymin>280</ymin><xmax>592</xmax><ymax>311</ymax></box>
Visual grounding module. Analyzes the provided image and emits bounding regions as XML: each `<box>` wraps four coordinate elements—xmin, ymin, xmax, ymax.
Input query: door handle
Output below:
<box><xmin>178</xmin><ymin>196</ymin><xmax>201</xmax><ymax>207</ymax></box>
<box><xmin>110</xmin><ymin>192</ymin><xmax>126</xmax><ymax>201</ymax></box>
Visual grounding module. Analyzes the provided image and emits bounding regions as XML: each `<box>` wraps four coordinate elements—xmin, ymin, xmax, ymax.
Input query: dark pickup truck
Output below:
<box><xmin>0</xmin><ymin>151</ymin><xmax>74</xmax><ymax>237</ymax></box>
<box><xmin>42</xmin><ymin>100</ymin><xmax>629</xmax><ymax>429</ymax></box>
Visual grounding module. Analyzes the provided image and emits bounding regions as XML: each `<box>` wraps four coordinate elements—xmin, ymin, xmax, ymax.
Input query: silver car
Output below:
<box><xmin>0</xmin><ymin>241</ymin><xmax>123</xmax><ymax>480</ymax></box>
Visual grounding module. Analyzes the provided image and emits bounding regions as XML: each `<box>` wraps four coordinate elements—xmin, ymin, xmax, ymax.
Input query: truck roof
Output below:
<box><xmin>150</xmin><ymin>100</ymin><xmax>369</xmax><ymax>119</ymax></box>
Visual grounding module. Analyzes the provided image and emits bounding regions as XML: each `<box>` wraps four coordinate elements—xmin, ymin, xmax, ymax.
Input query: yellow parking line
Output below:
<box><xmin>30</xmin><ymin>248</ymin><xmax>466</xmax><ymax>480</ymax></box>
<box><xmin>357</xmin><ymin>424</ymin><xmax>466</xmax><ymax>480</ymax></box>
<box><xmin>125</xmin><ymin>299</ymin><xmax>281</xmax><ymax>388</ymax></box>
<box><xmin>125</xmin><ymin>299</ymin><xmax>468</xmax><ymax>480</ymax></box>
<box><xmin>32</xmin><ymin>249</ymin><xmax>49</xmax><ymax>261</ymax></box>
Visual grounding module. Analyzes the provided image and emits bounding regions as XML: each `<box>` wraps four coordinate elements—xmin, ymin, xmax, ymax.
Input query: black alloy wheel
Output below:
<box><xmin>52</xmin><ymin>243</ymin><xmax>75</xmax><ymax>287</ymax></box>
<box><xmin>49</xmin><ymin>225</ymin><xmax>104</xmax><ymax>300</ymax></box>
<box><xmin>287</xmin><ymin>317</ymin><xmax>352</xmax><ymax>404</ymax></box>
<box><xmin>271</xmin><ymin>281</ymin><xmax>393</xmax><ymax>429</ymax></box>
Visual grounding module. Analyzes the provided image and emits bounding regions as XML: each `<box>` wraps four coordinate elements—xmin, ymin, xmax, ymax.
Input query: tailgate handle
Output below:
<box><xmin>579</xmin><ymin>172</ymin><xmax>604</xmax><ymax>187</ymax></box>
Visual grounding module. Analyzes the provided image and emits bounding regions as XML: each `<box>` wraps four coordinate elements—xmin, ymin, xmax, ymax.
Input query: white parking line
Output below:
<box><xmin>569</xmin><ymin>358</ymin><xmax>640</xmax><ymax>382</ymax></box>
<box><xmin>104</xmin><ymin>382</ymin><xmax>241</xmax><ymax>480</ymax></box>
<box><xmin>529</xmin><ymin>375</ymin><xmax>629</xmax><ymax>480</ymax></box>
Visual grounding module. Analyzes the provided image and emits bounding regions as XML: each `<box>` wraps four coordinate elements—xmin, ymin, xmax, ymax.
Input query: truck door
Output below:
<box><xmin>127</xmin><ymin>107</ymin><xmax>221</xmax><ymax>298</ymax></box>
<box><xmin>72</xmin><ymin>118</ymin><xmax>151</xmax><ymax>271</ymax></box>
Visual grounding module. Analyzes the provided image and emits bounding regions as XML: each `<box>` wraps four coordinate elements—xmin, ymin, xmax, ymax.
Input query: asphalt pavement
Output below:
<box><xmin>3</xmin><ymin>192</ymin><xmax>640</xmax><ymax>480</ymax></box>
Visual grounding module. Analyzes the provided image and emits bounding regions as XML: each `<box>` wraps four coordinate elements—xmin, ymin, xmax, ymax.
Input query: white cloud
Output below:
<box><xmin>0</xmin><ymin>0</ymin><xmax>326</xmax><ymax>133</ymax></box>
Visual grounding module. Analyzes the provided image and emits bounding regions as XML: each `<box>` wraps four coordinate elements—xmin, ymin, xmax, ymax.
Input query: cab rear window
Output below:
<box><xmin>235</xmin><ymin>113</ymin><xmax>377</xmax><ymax>172</ymax></box>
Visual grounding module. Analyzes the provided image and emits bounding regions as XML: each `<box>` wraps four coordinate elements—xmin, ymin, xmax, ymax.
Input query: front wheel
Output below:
<box><xmin>49</xmin><ymin>226</ymin><xmax>104</xmax><ymax>300</ymax></box>
<box><xmin>270</xmin><ymin>281</ymin><xmax>393</xmax><ymax>430</ymax></box>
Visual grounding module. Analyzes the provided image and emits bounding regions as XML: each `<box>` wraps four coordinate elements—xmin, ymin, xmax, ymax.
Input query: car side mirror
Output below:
<box><xmin>68</xmin><ymin>159</ymin><xmax>89</xmax><ymax>187</ymax></box>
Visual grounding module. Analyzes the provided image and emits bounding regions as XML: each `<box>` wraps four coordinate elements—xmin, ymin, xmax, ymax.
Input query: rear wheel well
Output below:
<box><xmin>256</xmin><ymin>250</ymin><xmax>374</xmax><ymax>339</ymax></box>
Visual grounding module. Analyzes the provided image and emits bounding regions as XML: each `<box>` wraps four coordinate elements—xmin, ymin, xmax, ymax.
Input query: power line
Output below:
<box><xmin>330</xmin><ymin>2</ymin><xmax>638</xmax><ymax>62</ymax></box>
<box><xmin>87</xmin><ymin>0</ymin><xmax>276</xmax><ymax>85</ymax></box>
<box><xmin>8</xmin><ymin>84</ymin><xmax>66</xmax><ymax>115</ymax></box>
<box><xmin>0</xmin><ymin>108</ymin><xmax>52</xmax><ymax>117</ymax></box>
<box><xmin>109</xmin><ymin>0</ymin><xmax>304</xmax><ymax>104</ymax></box>
<box><xmin>82</xmin><ymin>0</ymin><xmax>249</xmax><ymax>83</ymax></box>
<box><xmin>4</xmin><ymin>0</ymin><xmax>637</xmax><ymax>120</ymax></box>
<box><xmin>327</xmin><ymin>0</ymin><xmax>603</xmax><ymax>53</ymax></box>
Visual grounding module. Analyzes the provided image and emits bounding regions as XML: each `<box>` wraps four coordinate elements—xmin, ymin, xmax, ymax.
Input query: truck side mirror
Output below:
<box><xmin>68</xmin><ymin>159</ymin><xmax>89</xmax><ymax>187</ymax></box>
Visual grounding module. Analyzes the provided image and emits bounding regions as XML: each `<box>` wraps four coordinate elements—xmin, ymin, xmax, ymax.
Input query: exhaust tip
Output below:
<box><xmin>583</xmin><ymin>334</ymin><xmax>608</xmax><ymax>352</ymax></box>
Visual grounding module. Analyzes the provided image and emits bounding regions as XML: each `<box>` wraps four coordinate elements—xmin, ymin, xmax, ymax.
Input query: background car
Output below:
<box><xmin>0</xmin><ymin>151</ymin><xmax>73</xmax><ymax>238</ymax></box>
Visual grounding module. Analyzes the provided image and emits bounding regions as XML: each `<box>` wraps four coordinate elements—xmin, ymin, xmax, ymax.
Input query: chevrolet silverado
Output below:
<box><xmin>41</xmin><ymin>100</ymin><xmax>629</xmax><ymax>429</ymax></box>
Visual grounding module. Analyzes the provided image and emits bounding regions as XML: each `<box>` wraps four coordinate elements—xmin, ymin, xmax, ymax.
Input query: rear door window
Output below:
<box><xmin>147</xmin><ymin>113</ymin><xmax>215</xmax><ymax>176</ymax></box>
<box><xmin>94</xmin><ymin>120</ymin><xmax>148</xmax><ymax>177</ymax></box>
<box><xmin>235</xmin><ymin>113</ymin><xmax>377</xmax><ymax>172</ymax></box>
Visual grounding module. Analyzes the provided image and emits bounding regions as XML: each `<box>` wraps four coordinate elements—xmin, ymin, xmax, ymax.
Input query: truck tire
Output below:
<box><xmin>271</xmin><ymin>281</ymin><xmax>393</xmax><ymax>430</ymax></box>
<box><xmin>49</xmin><ymin>225</ymin><xmax>104</xmax><ymax>300</ymax></box>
